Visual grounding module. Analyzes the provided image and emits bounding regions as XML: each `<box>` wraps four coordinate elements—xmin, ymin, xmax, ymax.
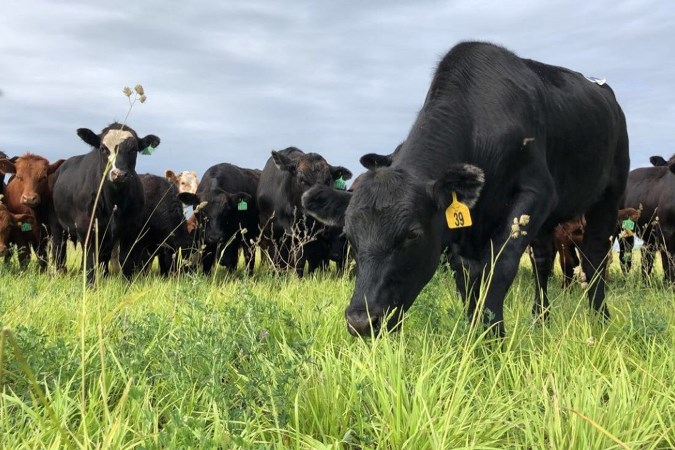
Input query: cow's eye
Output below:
<box><xmin>406</xmin><ymin>230</ymin><xmax>421</xmax><ymax>241</ymax></box>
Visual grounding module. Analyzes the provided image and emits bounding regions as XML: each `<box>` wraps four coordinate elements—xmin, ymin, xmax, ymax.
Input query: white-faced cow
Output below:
<box><xmin>165</xmin><ymin>169</ymin><xmax>199</xmax><ymax>195</ymax></box>
<box><xmin>257</xmin><ymin>147</ymin><xmax>352</xmax><ymax>276</ymax></box>
<box><xmin>619</xmin><ymin>154</ymin><xmax>675</xmax><ymax>282</ymax></box>
<box><xmin>303</xmin><ymin>42</ymin><xmax>629</xmax><ymax>337</ymax></box>
<box><xmin>178</xmin><ymin>163</ymin><xmax>261</xmax><ymax>274</ymax></box>
<box><xmin>50</xmin><ymin>123</ymin><xmax>160</xmax><ymax>285</ymax></box>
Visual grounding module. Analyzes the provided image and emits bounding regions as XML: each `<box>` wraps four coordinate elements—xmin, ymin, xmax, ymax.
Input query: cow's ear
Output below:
<box><xmin>330</xmin><ymin>165</ymin><xmax>353</xmax><ymax>181</ymax></box>
<box><xmin>427</xmin><ymin>164</ymin><xmax>484</xmax><ymax>210</ymax></box>
<box><xmin>178</xmin><ymin>192</ymin><xmax>200</xmax><ymax>206</ymax></box>
<box><xmin>77</xmin><ymin>128</ymin><xmax>100</xmax><ymax>148</ymax></box>
<box><xmin>649</xmin><ymin>156</ymin><xmax>668</xmax><ymax>166</ymax></box>
<box><xmin>0</xmin><ymin>158</ymin><xmax>16</xmax><ymax>174</ymax></box>
<box><xmin>139</xmin><ymin>135</ymin><xmax>160</xmax><ymax>152</ymax></box>
<box><xmin>360</xmin><ymin>153</ymin><xmax>392</xmax><ymax>170</ymax></box>
<box><xmin>48</xmin><ymin>159</ymin><xmax>65</xmax><ymax>175</ymax></box>
<box><xmin>302</xmin><ymin>185</ymin><xmax>352</xmax><ymax>227</ymax></box>
<box><xmin>165</xmin><ymin>170</ymin><xmax>177</xmax><ymax>182</ymax></box>
<box><xmin>272</xmin><ymin>151</ymin><xmax>295</xmax><ymax>173</ymax></box>
<box><xmin>669</xmin><ymin>163</ymin><xmax>675</xmax><ymax>175</ymax></box>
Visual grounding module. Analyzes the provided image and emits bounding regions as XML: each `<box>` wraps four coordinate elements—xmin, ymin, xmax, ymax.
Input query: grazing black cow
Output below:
<box><xmin>178</xmin><ymin>163</ymin><xmax>260</xmax><ymax>274</ymax></box>
<box><xmin>256</xmin><ymin>147</ymin><xmax>352</xmax><ymax>275</ymax></box>
<box><xmin>50</xmin><ymin>123</ymin><xmax>160</xmax><ymax>285</ymax></box>
<box><xmin>123</xmin><ymin>174</ymin><xmax>195</xmax><ymax>276</ymax></box>
<box><xmin>619</xmin><ymin>154</ymin><xmax>675</xmax><ymax>282</ymax></box>
<box><xmin>303</xmin><ymin>41</ymin><xmax>629</xmax><ymax>337</ymax></box>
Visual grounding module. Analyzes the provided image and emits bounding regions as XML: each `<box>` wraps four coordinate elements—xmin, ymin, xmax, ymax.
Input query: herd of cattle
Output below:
<box><xmin>1</xmin><ymin>42</ymin><xmax>674</xmax><ymax>336</ymax></box>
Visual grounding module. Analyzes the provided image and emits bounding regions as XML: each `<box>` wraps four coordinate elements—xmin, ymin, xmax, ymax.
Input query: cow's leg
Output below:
<box><xmin>661</xmin><ymin>232</ymin><xmax>675</xmax><ymax>283</ymax></box>
<box><xmin>36</xmin><ymin>229</ymin><xmax>49</xmax><ymax>271</ymax></box>
<box><xmin>51</xmin><ymin>227</ymin><xmax>67</xmax><ymax>273</ymax></box>
<box><xmin>579</xmin><ymin>195</ymin><xmax>620</xmax><ymax>319</ymax></box>
<box><xmin>219</xmin><ymin>241</ymin><xmax>239</xmax><ymax>271</ymax></box>
<box><xmin>530</xmin><ymin>232</ymin><xmax>555</xmax><ymax>321</ymax></box>
<box><xmin>560</xmin><ymin>244</ymin><xmax>576</xmax><ymax>288</ymax></box>
<box><xmin>618</xmin><ymin>235</ymin><xmax>634</xmax><ymax>274</ymax></box>
<box><xmin>202</xmin><ymin>243</ymin><xmax>216</xmax><ymax>274</ymax></box>
<box><xmin>16</xmin><ymin>242</ymin><xmax>31</xmax><ymax>270</ymax></box>
<box><xmin>119</xmin><ymin>239</ymin><xmax>142</xmax><ymax>280</ymax></box>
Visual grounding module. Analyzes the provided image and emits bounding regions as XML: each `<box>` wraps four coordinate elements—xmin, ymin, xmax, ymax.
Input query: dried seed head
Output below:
<box><xmin>122</xmin><ymin>86</ymin><xmax>133</xmax><ymax>97</ymax></box>
<box><xmin>139</xmin><ymin>94</ymin><xmax>147</xmax><ymax>104</ymax></box>
<box><xmin>134</xmin><ymin>84</ymin><xmax>145</xmax><ymax>96</ymax></box>
<box><xmin>519</xmin><ymin>214</ymin><xmax>530</xmax><ymax>226</ymax></box>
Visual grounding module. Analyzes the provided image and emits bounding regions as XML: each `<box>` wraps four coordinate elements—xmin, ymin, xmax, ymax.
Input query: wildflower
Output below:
<box><xmin>122</xmin><ymin>86</ymin><xmax>133</xmax><ymax>97</ymax></box>
<box><xmin>134</xmin><ymin>84</ymin><xmax>145</xmax><ymax>96</ymax></box>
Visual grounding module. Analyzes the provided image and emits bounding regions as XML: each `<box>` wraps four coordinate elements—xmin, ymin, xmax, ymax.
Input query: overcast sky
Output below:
<box><xmin>1</xmin><ymin>0</ymin><xmax>673</xmax><ymax>181</ymax></box>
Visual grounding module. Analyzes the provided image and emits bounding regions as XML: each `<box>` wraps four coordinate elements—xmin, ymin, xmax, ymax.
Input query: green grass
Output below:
<box><xmin>0</xmin><ymin>249</ymin><xmax>673</xmax><ymax>449</ymax></box>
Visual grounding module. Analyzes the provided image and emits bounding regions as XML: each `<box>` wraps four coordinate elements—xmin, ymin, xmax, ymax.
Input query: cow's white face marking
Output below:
<box><xmin>102</xmin><ymin>130</ymin><xmax>133</xmax><ymax>181</ymax></box>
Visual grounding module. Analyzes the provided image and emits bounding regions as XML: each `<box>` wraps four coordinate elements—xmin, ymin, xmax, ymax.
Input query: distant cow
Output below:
<box><xmin>178</xmin><ymin>163</ymin><xmax>260</xmax><ymax>274</ymax></box>
<box><xmin>0</xmin><ymin>154</ymin><xmax>65</xmax><ymax>268</ymax></box>
<box><xmin>123</xmin><ymin>174</ymin><xmax>195</xmax><ymax>276</ymax></box>
<box><xmin>50</xmin><ymin>123</ymin><xmax>160</xmax><ymax>285</ymax></box>
<box><xmin>165</xmin><ymin>169</ymin><xmax>199</xmax><ymax>195</ymax></box>
<box><xmin>303</xmin><ymin>42</ymin><xmax>628</xmax><ymax>337</ymax></box>
<box><xmin>0</xmin><ymin>203</ymin><xmax>35</xmax><ymax>266</ymax></box>
<box><xmin>256</xmin><ymin>147</ymin><xmax>352</xmax><ymax>276</ymax></box>
<box><xmin>553</xmin><ymin>216</ymin><xmax>587</xmax><ymax>288</ymax></box>
<box><xmin>620</xmin><ymin>154</ymin><xmax>675</xmax><ymax>282</ymax></box>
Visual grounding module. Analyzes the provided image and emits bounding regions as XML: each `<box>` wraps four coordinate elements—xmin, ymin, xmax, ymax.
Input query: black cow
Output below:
<box><xmin>0</xmin><ymin>151</ymin><xmax>7</xmax><ymax>189</ymax></box>
<box><xmin>619</xmin><ymin>154</ymin><xmax>675</xmax><ymax>282</ymax></box>
<box><xmin>178</xmin><ymin>163</ymin><xmax>260</xmax><ymax>274</ymax></box>
<box><xmin>303</xmin><ymin>41</ymin><xmax>629</xmax><ymax>337</ymax></box>
<box><xmin>50</xmin><ymin>123</ymin><xmax>160</xmax><ymax>285</ymax></box>
<box><xmin>123</xmin><ymin>174</ymin><xmax>195</xmax><ymax>276</ymax></box>
<box><xmin>256</xmin><ymin>147</ymin><xmax>352</xmax><ymax>276</ymax></box>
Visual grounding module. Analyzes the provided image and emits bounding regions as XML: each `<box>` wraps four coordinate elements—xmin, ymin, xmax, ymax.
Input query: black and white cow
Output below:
<box><xmin>256</xmin><ymin>147</ymin><xmax>352</xmax><ymax>276</ymax></box>
<box><xmin>50</xmin><ymin>123</ymin><xmax>160</xmax><ymax>285</ymax></box>
<box><xmin>619</xmin><ymin>154</ymin><xmax>675</xmax><ymax>283</ymax></box>
<box><xmin>178</xmin><ymin>163</ymin><xmax>261</xmax><ymax>274</ymax></box>
<box><xmin>303</xmin><ymin>42</ymin><xmax>629</xmax><ymax>337</ymax></box>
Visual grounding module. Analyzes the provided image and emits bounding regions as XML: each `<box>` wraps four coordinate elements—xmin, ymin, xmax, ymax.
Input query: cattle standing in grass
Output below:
<box><xmin>303</xmin><ymin>42</ymin><xmax>629</xmax><ymax>337</ymax></box>
<box><xmin>124</xmin><ymin>174</ymin><xmax>194</xmax><ymax>276</ymax></box>
<box><xmin>50</xmin><ymin>123</ymin><xmax>160</xmax><ymax>285</ymax></box>
<box><xmin>620</xmin><ymin>155</ymin><xmax>675</xmax><ymax>282</ymax></box>
<box><xmin>0</xmin><ymin>154</ymin><xmax>65</xmax><ymax>268</ymax></box>
<box><xmin>0</xmin><ymin>203</ymin><xmax>36</xmax><ymax>266</ymax></box>
<box><xmin>257</xmin><ymin>147</ymin><xmax>352</xmax><ymax>276</ymax></box>
<box><xmin>178</xmin><ymin>163</ymin><xmax>260</xmax><ymax>274</ymax></box>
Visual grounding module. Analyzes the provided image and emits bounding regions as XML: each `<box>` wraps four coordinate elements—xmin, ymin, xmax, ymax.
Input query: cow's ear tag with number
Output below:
<box><xmin>621</xmin><ymin>218</ymin><xmax>635</xmax><ymax>236</ymax></box>
<box><xmin>141</xmin><ymin>145</ymin><xmax>155</xmax><ymax>155</ymax></box>
<box><xmin>19</xmin><ymin>221</ymin><xmax>32</xmax><ymax>232</ymax></box>
<box><xmin>334</xmin><ymin>176</ymin><xmax>347</xmax><ymax>190</ymax></box>
<box><xmin>445</xmin><ymin>192</ymin><xmax>472</xmax><ymax>229</ymax></box>
<box><xmin>237</xmin><ymin>199</ymin><xmax>248</xmax><ymax>211</ymax></box>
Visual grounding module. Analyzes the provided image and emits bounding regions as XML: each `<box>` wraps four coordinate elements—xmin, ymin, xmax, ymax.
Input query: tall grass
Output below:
<box><xmin>0</xmin><ymin>248</ymin><xmax>673</xmax><ymax>449</ymax></box>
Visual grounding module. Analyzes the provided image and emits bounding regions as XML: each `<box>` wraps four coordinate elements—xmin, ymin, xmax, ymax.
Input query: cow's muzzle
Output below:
<box><xmin>345</xmin><ymin>310</ymin><xmax>383</xmax><ymax>337</ymax></box>
<box><xmin>21</xmin><ymin>193</ymin><xmax>41</xmax><ymax>207</ymax></box>
<box><xmin>110</xmin><ymin>169</ymin><xmax>129</xmax><ymax>183</ymax></box>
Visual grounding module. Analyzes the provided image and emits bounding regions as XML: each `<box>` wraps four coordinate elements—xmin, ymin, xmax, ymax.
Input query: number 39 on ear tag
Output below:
<box><xmin>445</xmin><ymin>192</ymin><xmax>472</xmax><ymax>229</ymax></box>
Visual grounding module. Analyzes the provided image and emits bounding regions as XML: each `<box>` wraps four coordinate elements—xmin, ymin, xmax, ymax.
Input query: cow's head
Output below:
<box><xmin>649</xmin><ymin>154</ymin><xmax>675</xmax><ymax>174</ymax></box>
<box><xmin>0</xmin><ymin>205</ymin><xmax>33</xmax><ymax>256</ymax></box>
<box><xmin>165</xmin><ymin>170</ymin><xmax>199</xmax><ymax>194</ymax></box>
<box><xmin>178</xmin><ymin>186</ymin><xmax>253</xmax><ymax>245</ymax></box>
<box><xmin>77</xmin><ymin>123</ymin><xmax>160</xmax><ymax>185</ymax></box>
<box><xmin>272</xmin><ymin>148</ymin><xmax>352</xmax><ymax>203</ymax></box>
<box><xmin>0</xmin><ymin>154</ymin><xmax>64</xmax><ymax>208</ymax></box>
<box><xmin>302</xmin><ymin>163</ymin><xmax>484</xmax><ymax>336</ymax></box>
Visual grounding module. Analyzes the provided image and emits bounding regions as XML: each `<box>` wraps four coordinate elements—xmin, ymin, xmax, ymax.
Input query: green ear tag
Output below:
<box><xmin>622</xmin><ymin>218</ymin><xmax>635</xmax><ymax>231</ymax></box>
<box><xmin>237</xmin><ymin>199</ymin><xmax>248</xmax><ymax>211</ymax></box>
<box><xmin>334</xmin><ymin>176</ymin><xmax>346</xmax><ymax>190</ymax></box>
<box><xmin>141</xmin><ymin>145</ymin><xmax>155</xmax><ymax>155</ymax></box>
<box><xmin>20</xmin><ymin>222</ymin><xmax>32</xmax><ymax>232</ymax></box>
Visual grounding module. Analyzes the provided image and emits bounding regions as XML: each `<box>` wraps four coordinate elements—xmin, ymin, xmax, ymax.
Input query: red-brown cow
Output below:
<box><xmin>0</xmin><ymin>154</ymin><xmax>64</xmax><ymax>268</ymax></box>
<box><xmin>553</xmin><ymin>216</ymin><xmax>587</xmax><ymax>288</ymax></box>
<box><xmin>0</xmin><ymin>203</ymin><xmax>36</xmax><ymax>267</ymax></box>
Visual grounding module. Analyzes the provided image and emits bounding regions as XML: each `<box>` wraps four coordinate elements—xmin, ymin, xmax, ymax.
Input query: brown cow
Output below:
<box><xmin>0</xmin><ymin>154</ymin><xmax>64</xmax><ymax>268</ymax></box>
<box><xmin>0</xmin><ymin>202</ymin><xmax>36</xmax><ymax>267</ymax></box>
<box><xmin>553</xmin><ymin>216</ymin><xmax>587</xmax><ymax>288</ymax></box>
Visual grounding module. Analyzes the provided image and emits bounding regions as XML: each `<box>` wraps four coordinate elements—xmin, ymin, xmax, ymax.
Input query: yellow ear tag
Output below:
<box><xmin>445</xmin><ymin>192</ymin><xmax>472</xmax><ymax>229</ymax></box>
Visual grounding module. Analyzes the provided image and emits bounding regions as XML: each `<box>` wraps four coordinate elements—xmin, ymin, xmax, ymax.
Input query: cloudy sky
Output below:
<box><xmin>1</xmin><ymin>0</ymin><xmax>673</xmax><ymax>180</ymax></box>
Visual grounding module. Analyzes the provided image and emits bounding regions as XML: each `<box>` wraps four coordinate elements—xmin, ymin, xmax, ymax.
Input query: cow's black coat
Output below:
<box><xmin>178</xmin><ymin>163</ymin><xmax>260</xmax><ymax>274</ymax></box>
<box><xmin>619</xmin><ymin>154</ymin><xmax>675</xmax><ymax>282</ymax></box>
<box><xmin>50</xmin><ymin>123</ymin><xmax>160</xmax><ymax>285</ymax></box>
<box><xmin>303</xmin><ymin>42</ymin><xmax>629</xmax><ymax>336</ymax></box>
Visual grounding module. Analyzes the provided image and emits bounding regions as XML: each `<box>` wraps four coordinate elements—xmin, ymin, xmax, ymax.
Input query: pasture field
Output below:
<box><xmin>0</xmin><ymin>249</ymin><xmax>673</xmax><ymax>449</ymax></box>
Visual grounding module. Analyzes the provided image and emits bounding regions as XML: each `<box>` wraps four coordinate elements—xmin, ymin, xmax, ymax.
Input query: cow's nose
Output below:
<box><xmin>345</xmin><ymin>311</ymin><xmax>381</xmax><ymax>337</ymax></box>
<box><xmin>21</xmin><ymin>194</ymin><xmax>40</xmax><ymax>206</ymax></box>
<box><xmin>110</xmin><ymin>169</ymin><xmax>129</xmax><ymax>182</ymax></box>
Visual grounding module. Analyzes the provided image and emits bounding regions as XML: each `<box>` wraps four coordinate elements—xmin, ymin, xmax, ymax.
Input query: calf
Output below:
<box><xmin>303</xmin><ymin>42</ymin><xmax>628</xmax><ymax>337</ymax></box>
<box><xmin>256</xmin><ymin>147</ymin><xmax>351</xmax><ymax>275</ymax></box>
<box><xmin>620</xmin><ymin>155</ymin><xmax>675</xmax><ymax>282</ymax></box>
<box><xmin>178</xmin><ymin>163</ymin><xmax>260</xmax><ymax>274</ymax></box>
<box><xmin>0</xmin><ymin>154</ymin><xmax>65</xmax><ymax>268</ymax></box>
<box><xmin>553</xmin><ymin>216</ymin><xmax>586</xmax><ymax>288</ymax></box>
<box><xmin>50</xmin><ymin>123</ymin><xmax>160</xmax><ymax>285</ymax></box>
<box><xmin>0</xmin><ymin>203</ymin><xmax>36</xmax><ymax>266</ymax></box>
